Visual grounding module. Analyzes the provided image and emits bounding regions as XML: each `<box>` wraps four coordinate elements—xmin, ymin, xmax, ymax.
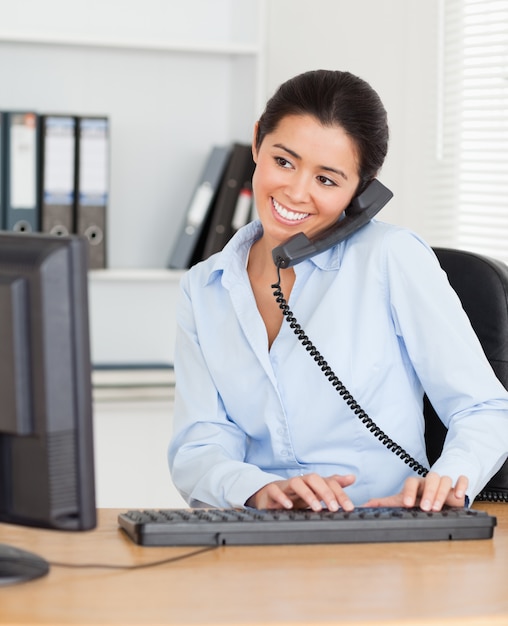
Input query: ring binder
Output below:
<box><xmin>168</xmin><ymin>145</ymin><xmax>231</xmax><ymax>269</ymax></box>
<box><xmin>201</xmin><ymin>143</ymin><xmax>255</xmax><ymax>259</ymax></box>
<box><xmin>39</xmin><ymin>115</ymin><xmax>77</xmax><ymax>237</ymax></box>
<box><xmin>75</xmin><ymin>116</ymin><xmax>109</xmax><ymax>269</ymax></box>
<box><xmin>2</xmin><ymin>111</ymin><xmax>40</xmax><ymax>233</ymax></box>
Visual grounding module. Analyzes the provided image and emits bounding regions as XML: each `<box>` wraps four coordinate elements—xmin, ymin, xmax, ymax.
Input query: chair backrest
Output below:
<box><xmin>425</xmin><ymin>247</ymin><xmax>508</xmax><ymax>502</ymax></box>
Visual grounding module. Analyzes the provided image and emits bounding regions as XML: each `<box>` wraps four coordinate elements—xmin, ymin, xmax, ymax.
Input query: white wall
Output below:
<box><xmin>0</xmin><ymin>0</ymin><xmax>261</xmax><ymax>269</ymax></box>
<box><xmin>263</xmin><ymin>0</ymin><xmax>440</xmax><ymax>239</ymax></box>
<box><xmin>93</xmin><ymin>396</ymin><xmax>187</xmax><ymax>508</ymax></box>
<box><xmin>2</xmin><ymin>1</ymin><xmax>444</xmax><ymax>506</ymax></box>
<box><xmin>0</xmin><ymin>0</ymin><xmax>441</xmax><ymax>269</ymax></box>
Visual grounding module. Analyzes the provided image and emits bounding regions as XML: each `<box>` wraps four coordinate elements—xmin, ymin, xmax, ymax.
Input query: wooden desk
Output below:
<box><xmin>0</xmin><ymin>504</ymin><xmax>507</xmax><ymax>626</ymax></box>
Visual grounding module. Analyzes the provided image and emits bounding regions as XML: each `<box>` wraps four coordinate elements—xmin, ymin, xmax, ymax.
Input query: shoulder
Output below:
<box><xmin>350</xmin><ymin>219</ymin><xmax>432</xmax><ymax>252</ymax></box>
<box><xmin>346</xmin><ymin>220</ymin><xmax>440</xmax><ymax>269</ymax></box>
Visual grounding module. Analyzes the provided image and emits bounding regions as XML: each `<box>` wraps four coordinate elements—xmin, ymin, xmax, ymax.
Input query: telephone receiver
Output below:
<box><xmin>272</xmin><ymin>178</ymin><xmax>393</xmax><ymax>269</ymax></box>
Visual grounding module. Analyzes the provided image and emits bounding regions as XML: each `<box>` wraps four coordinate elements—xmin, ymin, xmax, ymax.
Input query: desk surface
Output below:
<box><xmin>0</xmin><ymin>504</ymin><xmax>507</xmax><ymax>626</ymax></box>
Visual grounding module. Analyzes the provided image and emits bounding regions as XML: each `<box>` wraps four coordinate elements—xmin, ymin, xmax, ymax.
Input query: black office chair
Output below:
<box><xmin>424</xmin><ymin>247</ymin><xmax>508</xmax><ymax>502</ymax></box>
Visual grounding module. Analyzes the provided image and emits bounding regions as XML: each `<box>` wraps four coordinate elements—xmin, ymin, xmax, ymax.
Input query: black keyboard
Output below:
<box><xmin>118</xmin><ymin>507</ymin><xmax>496</xmax><ymax>546</ymax></box>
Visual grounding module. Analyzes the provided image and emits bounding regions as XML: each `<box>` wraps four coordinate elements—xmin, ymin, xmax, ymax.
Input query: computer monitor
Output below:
<box><xmin>0</xmin><ymin>232</ymin><xmax>96</xmax><ymax>586</ymax></box>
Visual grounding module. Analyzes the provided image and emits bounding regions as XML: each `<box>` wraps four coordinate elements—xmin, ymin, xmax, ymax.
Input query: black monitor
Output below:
<box><xmin>0</xmin><ymin>232</ymin><xmax>96</xmax><ymax>586</ymax></box>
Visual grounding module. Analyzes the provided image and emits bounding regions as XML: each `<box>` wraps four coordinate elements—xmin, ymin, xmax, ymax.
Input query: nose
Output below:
<box><xmin>284</xmin><ymin>170</ymin><xmax>312</xmax><ymax>204</ymax></box>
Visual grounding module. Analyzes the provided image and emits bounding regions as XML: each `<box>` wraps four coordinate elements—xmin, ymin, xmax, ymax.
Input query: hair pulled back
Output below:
<box><xmin>255</xmin><ymin>70</ymin><xmax>389</xmax><ymax>193</ymax></box>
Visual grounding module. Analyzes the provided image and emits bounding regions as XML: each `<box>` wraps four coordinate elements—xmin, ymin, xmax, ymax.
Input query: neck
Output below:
<box><xmin>247</xmin><ymin>235</ymin><xmax>295</xmax><ymax>295</ymax></box>
<box><xmin>246</xmin><ymin>235</ymin><xmax>296</xmax><ymax>349</ymax></box>
<box><xmin>248</xmin><ymin>235</ymin><xmax>285</xmax><ymax>276</ymax></box>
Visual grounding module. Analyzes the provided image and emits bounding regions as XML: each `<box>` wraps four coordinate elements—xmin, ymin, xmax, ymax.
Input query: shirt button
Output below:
<box><xmin>280</xmin><ymin>449</ymin><xmax>289</xmax><ymax>456</ymax></box>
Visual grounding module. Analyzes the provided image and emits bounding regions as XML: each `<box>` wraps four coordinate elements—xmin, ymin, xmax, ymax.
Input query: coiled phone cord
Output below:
<box><xmin>271</xmin><ymin>266</ymin><xmax>429</xmax><ymax>477</ymax></box>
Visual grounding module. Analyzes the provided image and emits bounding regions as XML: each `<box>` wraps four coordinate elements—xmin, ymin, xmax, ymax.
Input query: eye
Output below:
<box><xmin>317</xmin><ymin>175</ymin><xmax>337</xmax><ymax>187</ymax></box>
<box><xmin>274</xmin><ymin>156</ymin><xmax>293</xmax><ymax>169</ymax></box>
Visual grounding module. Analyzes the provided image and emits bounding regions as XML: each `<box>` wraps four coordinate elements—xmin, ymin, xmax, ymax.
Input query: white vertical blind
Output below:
<box><xmin>430</xmin><ymin>0</ymin><xmax>508</xmax><ymax>263</ymax></box>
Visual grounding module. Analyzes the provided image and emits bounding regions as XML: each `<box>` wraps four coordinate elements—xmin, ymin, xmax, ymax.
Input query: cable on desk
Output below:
<box><xmin>49</xmin><ymin>543</ymin><xmax>219</xmax><ymax>571</ymax></box>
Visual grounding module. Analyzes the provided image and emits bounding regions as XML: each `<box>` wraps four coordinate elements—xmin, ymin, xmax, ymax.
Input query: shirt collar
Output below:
<box><xmin>204</xmin><ymin>220</ymin><xmax>344</xmax><ymax>287</ymax></box>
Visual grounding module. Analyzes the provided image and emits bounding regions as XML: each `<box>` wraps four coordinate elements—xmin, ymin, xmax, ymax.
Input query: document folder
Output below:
<box><xmin>0</xmin><ymin>113</ymin><xmax>3</xmax><ymax>228</ymax></box>
<box><xmin>39</xmin><ymin>115</ymin><xmax>77</xmax><ymax>236</ymax></box>
<box><xmin>2</xmin><ymin>112</ymin><xmax>40</xmax><ymax>233</ymax></box>
<box><xmin>75</xmin><ymin>116</ymin><xmax>109</xmax><ymax>269</ymax></box>
<box><xmin>168</xmin><ymin>145</ymin><xmax>231</xmax><ymax>269</ymax></box>
<box><xmin>202</xmin><ymin>143</ymin><xmax>255</xmax><ymax>259</ymax></box>
<box><xmin>231</xmin><ymin>183</ymin><xmax>254</xmax><ymax>233</ymax></box>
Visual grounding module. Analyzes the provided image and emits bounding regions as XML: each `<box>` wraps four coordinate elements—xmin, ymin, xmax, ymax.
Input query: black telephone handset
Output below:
<box><xmin>272</xmin><ymin>178</ymin><xmax>393</xmax><ymax>269</ymax></box>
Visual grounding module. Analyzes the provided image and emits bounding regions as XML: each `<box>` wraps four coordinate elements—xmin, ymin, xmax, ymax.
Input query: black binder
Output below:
<box><xmin>39</xmin><ymin>115</ymin><xmax>77</xmax><ymax>237</ymax></box>
<box><xmin>0</xmin><ymin>112</ymin><xmax>3</xmax><ymax>229</ymax></box>
<box><xmin>231</xmin><ymin>183</ymin><xmax>254</xmax><ymax>233</ymax></box>
<box><xmin>2</xmin><ymin>111</ymin><xmax>40</xmax><ymax>233</ymax></box>
<box><xmin>75</xmin><ymin>116</ymin><xmax>109</xmax><ymax>269</ymax></box>
<box><xmin>201</xmin><ymin>143</ymin><xmax>255</xmax><ymax>260</ymax></box>
<box><xmin>168</xmin><ymin>145</ymin><xmax>232</xmax><ymax>269</ymax></box>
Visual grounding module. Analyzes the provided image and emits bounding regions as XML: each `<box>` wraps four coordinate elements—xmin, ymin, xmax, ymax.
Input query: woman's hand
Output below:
<box><xmin>245</xmin><ymin>473</ymin><xmax>356</xmax><ymax>511</ymax></box>
<box><xmin>363</xmin><ymin>471</ymin><xmax>469</xmax><ymax>511</ymax></box>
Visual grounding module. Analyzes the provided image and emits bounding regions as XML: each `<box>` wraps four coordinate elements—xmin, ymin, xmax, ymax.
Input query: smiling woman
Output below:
<box><xmin>250</xmin><ymin>115</ymin><xmax>360</xmax><ymax>248</ymax></box>
<box><xmin>168</xmin><ymin>69</ymin><xmax>508</xmax><ymax>516</ymax></box>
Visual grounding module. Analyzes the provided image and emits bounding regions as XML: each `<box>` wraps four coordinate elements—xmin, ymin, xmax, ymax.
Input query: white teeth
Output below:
<box><xmin>272</xmin><ymin>198</ymin><xmax>309</xmax><ymax>221</ymax></box>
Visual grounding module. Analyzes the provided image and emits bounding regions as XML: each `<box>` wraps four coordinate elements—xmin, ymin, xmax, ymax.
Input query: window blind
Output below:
<box><xmin>430</xmin><ymin>0</ymin><xmax>508</xmax><ymax>263</ymax></box>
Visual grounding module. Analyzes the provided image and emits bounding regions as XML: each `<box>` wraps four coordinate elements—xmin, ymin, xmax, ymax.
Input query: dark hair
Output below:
<box><xmin>255</xmin><ymin>69</ymin><xmax>389</xmax><ymax>193</ymax></box>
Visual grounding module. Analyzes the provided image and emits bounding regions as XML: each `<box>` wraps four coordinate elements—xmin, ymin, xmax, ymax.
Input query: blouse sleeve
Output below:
<box><xmin>382</xmin><ymin>230</ymin><xmax>508</xmax><ymax>500</ymax></box>
<box><xmin>168</xmin><ymin>272</ymin><xmax>283</xmax><ymax>508</ymax></box>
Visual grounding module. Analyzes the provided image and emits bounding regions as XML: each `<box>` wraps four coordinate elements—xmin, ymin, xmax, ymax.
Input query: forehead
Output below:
<box><xmin>266</xmin><ymin>114</ymin><xmax>360</xmax><ymax>173</ymax></box>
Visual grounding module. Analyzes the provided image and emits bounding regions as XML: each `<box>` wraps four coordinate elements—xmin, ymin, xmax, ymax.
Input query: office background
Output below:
<box><xmin>0</xmin><ymin>0</ymin><xmax>490</xmax><ymax>508</ymax></box>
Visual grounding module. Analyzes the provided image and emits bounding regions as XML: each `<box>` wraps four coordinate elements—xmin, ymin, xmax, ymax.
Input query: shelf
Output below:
<box><xmin>0</xmin><ymin>0</ymin><xmax>264</xmax><ymax>269</ymax></box>
<box><xmin>89</xmin><ymin>268</ymin><xmax>185</xmax><ymax>283</ymax></box>
<box><xmin>0</xmin><ymin>32</ymin><xmax>260</xmax><ymax>56</ymax></box>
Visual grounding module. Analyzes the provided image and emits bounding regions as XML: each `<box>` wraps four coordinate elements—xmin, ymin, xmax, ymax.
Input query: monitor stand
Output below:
<box><xmin>0</xmin><ymin>543</ymin><xmax>50</xmax><ymax>586</ymax></box>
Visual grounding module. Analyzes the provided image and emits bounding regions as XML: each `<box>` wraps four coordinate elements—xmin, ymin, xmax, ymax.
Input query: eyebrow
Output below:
<box><xmin>272</xmin><ymin>142</ymin><xmax>349</xmax><ymax>181</ymax></box>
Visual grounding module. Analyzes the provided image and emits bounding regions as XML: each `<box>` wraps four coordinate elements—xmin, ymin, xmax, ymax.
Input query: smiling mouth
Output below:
<box><xmin>272</xmin><ymin>198</ymin><xmax>309</xmax><ymax>222</ymax></box>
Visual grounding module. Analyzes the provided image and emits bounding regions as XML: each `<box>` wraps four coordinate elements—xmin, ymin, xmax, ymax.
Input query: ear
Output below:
<box><xmin>251</xmin><ymin>121</ymin><xmax>260</xmax><ymax>163</ymax></box>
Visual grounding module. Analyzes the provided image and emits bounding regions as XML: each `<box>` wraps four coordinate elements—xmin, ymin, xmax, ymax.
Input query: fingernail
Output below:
<box><xmin>422</xmin><ymin>499</ymin><xmax>431</xmax><ymax>511</ymax></box>
<box><xmin>329</xmin><ymin>500</ymin><xmax>339</xmax><ymax>512</ymax></box>
<box><xmin>311</xmin><ymin>500</ymin><xmax>322</xmax><ymax>511</ymax></box>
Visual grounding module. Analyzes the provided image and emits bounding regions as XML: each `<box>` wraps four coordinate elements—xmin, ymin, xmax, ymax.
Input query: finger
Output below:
<box><xmin>326</xmin><ymin>474</ymin><xmax>356</xmax><ymax>511</ymax></box>
<box><xmin>286</xmin><ymin>475</ymin><xmax>326</xmax><ymax>511</ymax></box>
<box><xmin>419</xmin><ymin>472</ymin><xmax>447</xmax><ymax>511</ymax></box>
<box><xmin>307</xmin><ymin>474</ymin><xmax>357</xmax><ymax>512</ymax></box>
<box><xmin>288</xmin><ymin>474</ymin><xmax>356</xmax><ymax>512</ymax></box>
<box><xmin>262</xmin><ymin>482</ymin><xmax>294</xmax><ymax>509</ymax></box>
<box><xmin>330</xmin><ymin>474</ymin><xmax>356</xmax><ymax>488</ymax></box>
<box><xmin>430</xmin><ymin>476</ymin><xmax>453</xmax><ymax>511</ymax></box>
<box><xmin>454</xmin><ymin>475</ymin><xmax>469</xmax><ymax>502</ymax></box>
<box><xmin>362</xmin><ymin>494</ymin><xmax>405</xmax><ymax>508</ymax></box>
<box><xmin>302</xmin><ymin>474</ymin><xmax>338</xmax><ymax>511</ymax></box>
<box><xmin>401</xmin><ymin>476</ymin><xmax>423</xmax><ymax>507</ymax></box>
<box><xmin>442</xmin><ymin>475</ymin><xmax>468</xmax><ymax>507</ymax></box>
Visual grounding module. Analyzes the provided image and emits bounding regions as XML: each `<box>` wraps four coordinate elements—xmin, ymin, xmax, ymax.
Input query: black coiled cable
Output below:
<box><xmin>271</xmin><ymin>265</ymin><xmax>429</xmax><ymax>477</ymax></box>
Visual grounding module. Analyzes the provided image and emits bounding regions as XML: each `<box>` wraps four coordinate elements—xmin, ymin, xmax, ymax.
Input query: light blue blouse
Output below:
<box><xmin>168</xmin><ymin>220</ymin><xmax>508</xmax><ymax>507</ymax></box>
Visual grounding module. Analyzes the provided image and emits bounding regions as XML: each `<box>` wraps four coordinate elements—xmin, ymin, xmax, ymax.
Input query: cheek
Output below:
<box><xmin>252</xmin><ymin>160</ymin><xmax>273</xmax><ymax>202</ymax></box>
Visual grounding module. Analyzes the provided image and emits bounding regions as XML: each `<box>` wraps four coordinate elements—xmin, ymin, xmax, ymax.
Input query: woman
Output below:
<box><xmin>168</xmin><ymin>69</ymin><xmax>508</xmax><ymax>512</ymax></box>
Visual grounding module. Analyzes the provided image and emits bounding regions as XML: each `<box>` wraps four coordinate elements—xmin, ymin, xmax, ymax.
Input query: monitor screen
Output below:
<box><xmin>0</xmin><ymin>232</ymin><xmax>96</xmax><ymax>585</ymax></box>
